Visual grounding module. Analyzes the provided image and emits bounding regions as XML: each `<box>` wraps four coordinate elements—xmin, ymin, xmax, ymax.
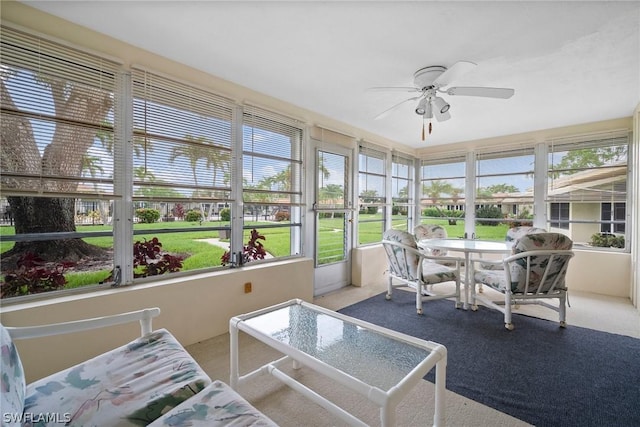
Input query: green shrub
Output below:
<box><xmin>219</xmin><ymin>208</ymin><xmax>231</xmax><ymax>221</ymax></box>
<box><xmin>590</xmin><ymin>233</ymin><xmax>625</xmax><ymax>248</ymax></box>
<box><xmin>422</xmin><ymin>208</ymin><xmax>464</xmax><ymax>218</ymax></box>
<box><xmin>135</xmin><ymin>208</ymin><xmax>161</xmax><ymax>224</ymax></box>
<box><xmin>475</xmin><ymin>206</ymin><xmax>503</xmax><ymax>226</ymax></box>
<box><xmin>185</xmin><ymin>209</ymin><xmax>203</xmax><ymax>222</ymax></box>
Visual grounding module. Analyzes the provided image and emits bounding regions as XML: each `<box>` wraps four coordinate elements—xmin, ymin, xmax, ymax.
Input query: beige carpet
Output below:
<box><xmin>186</xmin><ymin>283</ymin><xmax>639</xmax><ymax>426</ymax></box>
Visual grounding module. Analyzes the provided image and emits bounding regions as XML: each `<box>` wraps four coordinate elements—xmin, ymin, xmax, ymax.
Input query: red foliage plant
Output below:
<box><xmin>1</xmin><ymin>252</ymin><xmax>74</xmax><ymax>298</ymax></box>
<box><xmin>132</xmin><ymin>237</ymin><xmax>183</xmax><ymax>278</ymax></box>
<box><xmin>221</xmin><ymin>229</ymin><xmax>267</xmax><ymax>266</ymax></box>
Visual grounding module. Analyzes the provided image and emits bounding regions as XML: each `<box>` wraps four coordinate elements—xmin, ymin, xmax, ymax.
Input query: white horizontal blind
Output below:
<box><xmin>420</xmin><ymin>155</ymin><xmax>467</xmax><ymax>204</ymax></box>
<box><xmin>391</xmin><ymin>153</ymin><xmax>413</xmax><ymax>205</ymax></box>
<box><xmin>130</xmin><ymin>67</ymin><xmax>234</xmax><ymax>202</ymax></box>
<box><xmin>0</xmin><ymin>25</ymin><xmax>122</xmax><ymax>198</ymax></box>
<box><xmin>242</xmin><ymin>105</ymin><xmax>303</xmax><ymax>208</ymax></box>
<box><xmin>476</xmin><ymin>147</ymin><xmax>535</xmax><ymax>204</ymax></box>
<box><xmin>358</xmin><ymin>145</ymin><xmax>386</xmax><ymax>206</ymax></box>
<box><xmin>547</xmin><ymin>133</ymin><xmax>629</xmax><ymax>203</ymax></box>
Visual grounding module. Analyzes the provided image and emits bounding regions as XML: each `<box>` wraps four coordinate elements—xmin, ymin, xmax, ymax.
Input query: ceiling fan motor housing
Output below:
<box><xmin>413</xmin><ymin>66</ymin><xmax>447</xmax><ymax>89</ymax></box>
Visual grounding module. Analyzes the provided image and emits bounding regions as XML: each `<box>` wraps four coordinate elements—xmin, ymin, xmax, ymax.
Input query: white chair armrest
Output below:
<box><xmin>5</xmin><ymin>307</ymin><xmax>161</xmax><ymax>340</ymax></box>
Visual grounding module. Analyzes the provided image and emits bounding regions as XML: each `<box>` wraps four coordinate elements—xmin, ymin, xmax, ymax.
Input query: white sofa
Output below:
<box><xmin>1</xmin><ymin>308</ymin><xmax>277</xmax><ymax>426</ymax></box>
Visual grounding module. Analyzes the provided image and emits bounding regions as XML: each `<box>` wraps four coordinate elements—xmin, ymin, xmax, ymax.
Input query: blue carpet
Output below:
<box><xmin>338</xmin><ymin>290</ymin><xmax>640</xmax><ymax>427</ymax></box>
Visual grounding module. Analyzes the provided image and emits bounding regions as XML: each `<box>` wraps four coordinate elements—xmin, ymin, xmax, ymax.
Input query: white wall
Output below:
<box><xmin>356</xmin><ymin>245</ymin><xmax>631</xmax><ymax>298</ymax></box>
<box><xmin>1</xmin><ymin>259</ymin><xmax>314</xmax><ymax>383</ymax></box>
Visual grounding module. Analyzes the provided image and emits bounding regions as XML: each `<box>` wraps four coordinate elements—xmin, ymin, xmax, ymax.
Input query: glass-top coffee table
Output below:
<box><xmin>229</xmin><ymin>299</ymin><xmax>447</xmax><ymax>426</ymax></box>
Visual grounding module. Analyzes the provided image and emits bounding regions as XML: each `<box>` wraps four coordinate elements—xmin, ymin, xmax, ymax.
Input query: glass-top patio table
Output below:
<box><xmin>230</xmin><ymin>299</ymin><xmax>447</xmax><ymax>427</ymax></box>
<box><xmin>419</xmin><ymin>238</ymin><xmax>512</xmax><ymax>309</ymax></box>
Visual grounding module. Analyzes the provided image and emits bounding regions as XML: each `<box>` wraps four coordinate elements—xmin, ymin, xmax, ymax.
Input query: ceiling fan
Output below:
<box><xmin>369</xmin><ymin>61</ymin><xmax>514</xmax><ymax>140</ymax></box>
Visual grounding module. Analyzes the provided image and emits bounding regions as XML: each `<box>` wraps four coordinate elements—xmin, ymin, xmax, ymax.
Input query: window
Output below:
<box><xmin>1</xmin><ymin>24</ymin><xmax>120</xmax><ymax>298</ymax></box>
<box><xmin>548</xmin><ymin>132</ymin><xmax>629</xmax><ymax>249</ymax></box>
<box><xmin>391</xmin><ymin>154</ymin><xmax>414</xmax><ymax>232</ymax></box>
<box><xmin>475</xmin><ymin>149</ymin><xmax>535</xmax><ymax>238</ymax></box>
<box><xmin>601</xmin><ymin>202</ymin><xmax>626</xmax><ymax>233</ymax></box>
<box><xmin>358</xmin><ymin>146</ymin><xmax>386</xmax><ymax>245</ymax></box>
<box><xmin>550</xmin><ymin>203</ymin><xmax>570</xmax><ymax>229</ymax></box>
<box><xmin>242</xmin><ymin>105</ymin><xmax>303</xmax><ymax>259</ymax></box>
<box><xmin>420</xmin><ymin>156</ymin><xmax>466</xmax><ymax>236</ymax></box>
<box><xmin>0</xmin><ymin>25</ymin><xmax>305</xmax><ymax>301</ymax></box>
<box><xmin>131</xmin><ymin>67</ymin><xmax>234</xmax><ymax>274</ymax></box>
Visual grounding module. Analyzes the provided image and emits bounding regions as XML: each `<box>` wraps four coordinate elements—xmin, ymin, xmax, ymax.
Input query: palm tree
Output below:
<box><xmin>169</xmin><ymin>135</ymin><xmax>210</xmax><ymax>186</ymax></box>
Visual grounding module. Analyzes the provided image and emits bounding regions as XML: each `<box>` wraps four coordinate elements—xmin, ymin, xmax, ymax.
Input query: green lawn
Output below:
<box><xmin>1</xmin><ymin>215</ymin><xmax>511</xmax><ymax>290</ymax></box>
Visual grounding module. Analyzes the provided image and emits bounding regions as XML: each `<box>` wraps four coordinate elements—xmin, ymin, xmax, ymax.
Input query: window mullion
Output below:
<box><xmin>113</xmin><ymin>71</ymin><xmax>134</xmax><ymax>285</ymax></box>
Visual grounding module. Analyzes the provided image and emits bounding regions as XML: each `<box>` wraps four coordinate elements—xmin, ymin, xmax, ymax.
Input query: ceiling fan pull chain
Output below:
<box><xmin>429</xmin><ymin>121</ymin><xmax>433</xmax><ymax>135</ymax></box>
<box><xmin>421</xmin><ymin>119</ymin><xmax>425</xmax><ymax>141</ymax></box>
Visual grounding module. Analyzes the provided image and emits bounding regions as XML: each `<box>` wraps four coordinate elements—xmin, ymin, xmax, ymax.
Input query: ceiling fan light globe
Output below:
<box><xmin>415</xmin><ymin>98</ymin><xmax>428</xmax><ymax>116</ymax></box>
<box><xmin>433</xmin><ymin>97</ymin><xmax>450</xmax><ymax>114</ymax></box>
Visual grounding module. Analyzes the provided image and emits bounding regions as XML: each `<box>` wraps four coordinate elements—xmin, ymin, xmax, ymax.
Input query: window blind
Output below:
<box><xmin>130</xmin><ymin>67</ymin><xmax>234</xmax><ymax>202</ymax></box>
<box><xmin>242</xmin><ymin>105</ymin><xmax>303</xmax><ymax>207</ymax></box>
<box><xmin>358</xmin><ymin>146</ymin><xmax>386</xmax><ymax>205</ymax></box>
<box><xmin>547</xmin><ymin>133</ymin><xmax>629</xmax><ymax>203</ymax></box>
<box><xmin>0</xmin><ymin>24</ymin><xmax>122</xmax><ymax>198</ymax></box>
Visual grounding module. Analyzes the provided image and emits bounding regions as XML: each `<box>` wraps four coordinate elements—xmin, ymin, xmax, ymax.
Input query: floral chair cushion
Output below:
<box><xmin>414</xmin><ymin>224</ymin><xmax>448</xmax><ymax>256</ymax></box>
<box><xmin>479</xmin><ymin>226</ymin><xmax>547</xmax><ymax>270</ymax></box>
<box><xmin>149</xmin><ymin>380</ymin><xmax>278</xmax><ymax>427</ymax></box>
<box><xmin>505</xmin><ymin>226</ymin><xmax>546</xmax><ymax>244</ymax></box>
<box><xmin>1</xmin><ymin>323</ymin><xmax>26</xmax><ymax>427</ymax></box>
<box><xmin>24</xmin><ymin>329</ymin><xmax>211</xmax><ymax>426</ymax></box>
<box><xmin>383</xmin><ymin>229</ymin><xmax>420</xmax><ymax>280</ymax></box>
<box><xmin>421</xmin><ymin>260</ymin><xmax>459</xmax><ymax>285</ymax></box>
<box><xmin>475</xmin><ymin>233</ymin><xmax>573</xmax><ymax>293</ymax></box>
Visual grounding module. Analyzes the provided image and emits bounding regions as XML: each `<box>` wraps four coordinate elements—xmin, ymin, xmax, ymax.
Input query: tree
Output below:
<box><xmin>319</xmin><ymin>184</ymin><xmax>344</xmax><ymax>203</ymax></box>
<box><xmin>422</xmin><ymin>180</ymin><xmax>461</xmax><ymax>217</ymax></box>
<box><xmin>1</xmin><ymin>70</ymin><xmax>112</xmax><ymax>268</ymax></box>
<box><xmin>359</xmin><ymin>189</ymin><xmax>380</xmax><ymax>214</ymax></box>
<box><xmin>422</xmin><ymin>180</ymin><xmax>455</xmax><ymax>204</ymax></box>
<box><xmin>477</xmin><ymin>183</ymin><xmax>519</xmax><ymax>199</ymax></box>
<box><xmin>552</xmin><ymin>147</ymin><xmax>627</xmax><ymax>178</ymax></box>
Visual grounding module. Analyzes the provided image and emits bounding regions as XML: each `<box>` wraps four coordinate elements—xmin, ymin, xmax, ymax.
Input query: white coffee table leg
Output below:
<box><xmin>229</xmin><ymin>321</ymin><xmax>239</xmax><ymax>389</ymax></box>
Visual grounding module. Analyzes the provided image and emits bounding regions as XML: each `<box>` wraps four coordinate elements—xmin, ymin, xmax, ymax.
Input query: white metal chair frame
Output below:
<box><xmin>383</xmin><ymin>239</ymin><xmax>462</xmax><ymax>315</ymax></box>
<box><xmin>4</xmin><ymin>308</ymin><xmax>161</xmax><ymax>340</ymax></box>
<box><xmin>471</xmin><ymin>249</ymin><xmax>574</xmax><ymax>330</ymax></box>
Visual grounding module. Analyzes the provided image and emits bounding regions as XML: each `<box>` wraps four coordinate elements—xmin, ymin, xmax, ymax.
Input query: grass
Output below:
<box><xmin>1</xmin><ymin>215</ymin><xmax>512</xmax><ymax>292</ymax></box>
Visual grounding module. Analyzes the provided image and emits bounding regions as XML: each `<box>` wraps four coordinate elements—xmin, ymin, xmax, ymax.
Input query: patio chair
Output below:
<box><xmin>475</xmin><ymin>225</ymin><xmax>547</xmax><ymax>293</ymax></box>
<box><xmin>505</xmin><ymin>225</ymin><xmax>547</xmax><ymax>244</ymax></box>
<box><xmin>383</xmin><ymin>229</ymin><xmax>462</xmax><ymax>315</ymax></box>
<box><xmin>470</xmin><ymin>232</ymin><xmax>574</xmax><ymax>330</ymax></box>
<box><xmin>414</xmin><ymin>224</ymin><xmax>457</xmax><ymax>266</ymax></box>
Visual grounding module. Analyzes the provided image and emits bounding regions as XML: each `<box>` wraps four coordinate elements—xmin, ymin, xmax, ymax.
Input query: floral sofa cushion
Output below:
<box><xmin>383</xmin><ymin>229</ymin><xmax>420</xmax><ymax>280</ymax></box>
<box><xmin>1</xmin><ymin>323</ymin><xmax>26</xmax><ymax>427</ymax></box>
<box><xmin>149</xmin><ymin>380</ymin><xmax>278</xmax><ymax>427</ymax></box>
<box><xmin>23</xmin><ymin>329</ymin><xmax>211</xmax><ymax>426</ymax></box>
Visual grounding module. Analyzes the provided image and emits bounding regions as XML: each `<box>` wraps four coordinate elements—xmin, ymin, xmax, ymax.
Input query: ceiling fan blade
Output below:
<box><xmin>374</xmin><ymin>96</ymin><xmax>421</xmax><ymax>120</ymax></box>
<box><xmin>446</xmin><ymin>86</ymin><xmax>515</xmax><ymax>99</ymax></box>
<box><xmin>434</xmin><ymin>108</ymin><xmax>451</xmax><ymax>122</ymax></box>
<box><xmin>367</xmin><ymin>86</ymin><xmax>420</xmax><ymax>93</ymax></box>
<box><xmin>433</xmin><ymin>61</ymin><xmax>477</xmax><ymax>87</ymax></box>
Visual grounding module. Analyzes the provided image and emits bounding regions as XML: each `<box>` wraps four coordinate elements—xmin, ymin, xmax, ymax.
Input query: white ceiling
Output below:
<box><xmin>22</xmin><ymin>1</ymin><xmax>640</xmax><ymax>148</ymax></box>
